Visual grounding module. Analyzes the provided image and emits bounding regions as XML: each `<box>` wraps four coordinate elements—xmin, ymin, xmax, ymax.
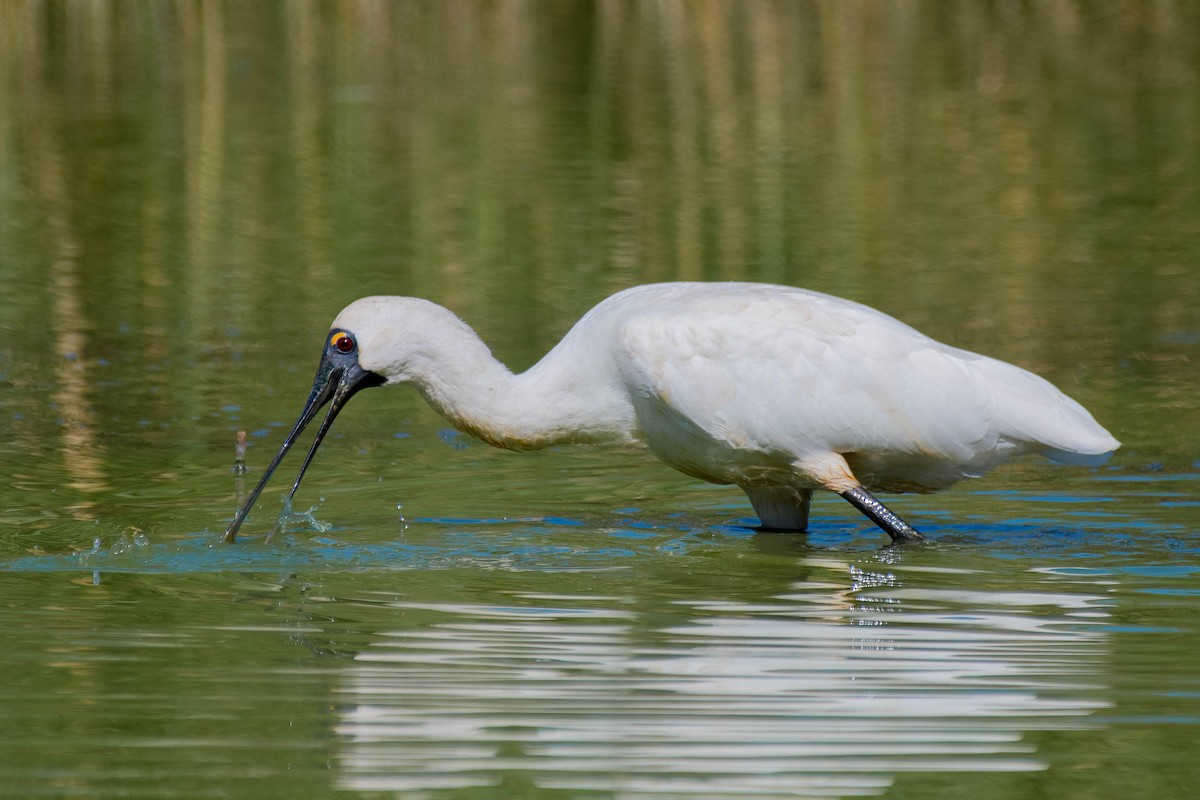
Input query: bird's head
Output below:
<box><xmin>223</xmin><ymin>305</ymin><xmax>387</xmax><ymax>543</ymax></box>
<box><xmin>222</xmin><ymin>296</ymin><xmax>487</xmax><ymax>542</ymax></box>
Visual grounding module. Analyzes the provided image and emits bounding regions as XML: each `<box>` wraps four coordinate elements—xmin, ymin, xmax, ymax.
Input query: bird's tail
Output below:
<box><xmin>975</xmin><ymin>356</ymin><xmax>1120</xmax><ymax>466</ymax></box>
<box><xmin>1043</xmin><ymin>443</ymin><xmax>1119</xmax><ymax>467</ymax></box>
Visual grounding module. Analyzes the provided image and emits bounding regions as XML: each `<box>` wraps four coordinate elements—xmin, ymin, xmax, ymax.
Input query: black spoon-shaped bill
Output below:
<box><xmin>223</xmin><ymin>347</ymin><xmax>383</xmax><ymax>543</ymax></box>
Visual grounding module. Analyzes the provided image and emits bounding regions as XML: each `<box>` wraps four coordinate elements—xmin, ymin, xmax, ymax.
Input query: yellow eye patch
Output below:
<box><xmin>330</xmin><ymin>331</ymin><xmax>355</xmax><ymax>353</ymax></box>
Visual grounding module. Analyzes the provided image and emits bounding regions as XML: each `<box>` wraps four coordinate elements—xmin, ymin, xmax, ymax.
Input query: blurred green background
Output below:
<box><xmin>2</xmin><ymin>2</ymin><xmax>1197</xmax><ymax>481</ymax></box>
<box><xmin>1</xmin><ymin>3</ymin><xmax>1198</xmax><ymax>799</ymax></box>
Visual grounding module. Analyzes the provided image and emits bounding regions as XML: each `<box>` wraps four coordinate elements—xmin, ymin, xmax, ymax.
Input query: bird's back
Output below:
<box><xmin>560</xmin><ymin>282</ymin><xmax>1117</xmax><ymax>492</ymax></box>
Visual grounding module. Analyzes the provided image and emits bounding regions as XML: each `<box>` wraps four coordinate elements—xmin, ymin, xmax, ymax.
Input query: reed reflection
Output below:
<box><xmin>17</xmin><ymin>14</ymin><xmax>107</xmax><ymax>506</ymax></box>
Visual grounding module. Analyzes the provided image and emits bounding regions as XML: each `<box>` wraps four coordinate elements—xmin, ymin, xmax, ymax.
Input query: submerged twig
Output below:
<box><xmin>233</xmin><ymin>430</ymin><xmax>248</xmax><ymax>508</ymax></box>
<box><xmin>233</xmin><ymin>430</ymin><xmax>248</xmax><ymax>475</ymax></box>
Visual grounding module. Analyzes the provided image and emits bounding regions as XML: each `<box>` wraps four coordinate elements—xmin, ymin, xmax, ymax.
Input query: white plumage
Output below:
<box><xmin>225</xmin><ymin>282</ymin><xmax>1120</xmax><ymax>543</ymax></box>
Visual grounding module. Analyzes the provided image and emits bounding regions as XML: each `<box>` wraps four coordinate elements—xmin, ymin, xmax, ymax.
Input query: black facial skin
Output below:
<box><xmin>224</xmin><ymin>330</ymin><xmax>385</xmax><ymax>543</ymax></box>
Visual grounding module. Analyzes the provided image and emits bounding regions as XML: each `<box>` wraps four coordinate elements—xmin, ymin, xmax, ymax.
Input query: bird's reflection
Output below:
<box><xmin>329</xmin><ymin>559</ymin><xmax>1110</xmax><ymax>799</ymax></box>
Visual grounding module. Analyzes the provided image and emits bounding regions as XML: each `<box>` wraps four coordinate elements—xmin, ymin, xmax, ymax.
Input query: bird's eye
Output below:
<box><xmin>331</xmin><ymin>331</ymin><xmax>356</xmax><ymax>354</ymax></box>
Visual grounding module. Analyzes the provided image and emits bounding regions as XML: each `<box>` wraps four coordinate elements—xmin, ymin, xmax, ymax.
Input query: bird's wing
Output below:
<box><xmin>616</xmin><ymin>288</ymin><xmax>996</xmax><ymax>468</ymax></box>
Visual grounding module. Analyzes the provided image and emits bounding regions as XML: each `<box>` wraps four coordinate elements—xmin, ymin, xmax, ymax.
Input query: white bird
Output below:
<box><xmin>224</xmin><ymin>282</ymin><xmax>1120</xmax><ymax>544</ymax></box>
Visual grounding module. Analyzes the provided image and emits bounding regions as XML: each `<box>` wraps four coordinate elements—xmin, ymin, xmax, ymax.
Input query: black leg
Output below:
<box><xmin>840</xmin><ymin>486</ymin><xmax>927</xmax><ymax>543</ymax></box>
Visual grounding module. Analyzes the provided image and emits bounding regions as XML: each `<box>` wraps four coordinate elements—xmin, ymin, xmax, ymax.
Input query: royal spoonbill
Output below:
<box><xmin>223</xmin><ymin>282</ymin><xmax>1119</xmax><ymax>543</ymax></box>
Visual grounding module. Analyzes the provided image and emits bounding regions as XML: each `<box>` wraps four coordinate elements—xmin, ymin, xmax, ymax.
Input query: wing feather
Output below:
<box><xmin>615</xmin><ymin>287</ymin><xmax>999</xmax><ymax>479</ymax></box>
<box><xmin>600</xmin><ymin>282</ymin><xmax>1115</xmax><ymax>488</ymax></box>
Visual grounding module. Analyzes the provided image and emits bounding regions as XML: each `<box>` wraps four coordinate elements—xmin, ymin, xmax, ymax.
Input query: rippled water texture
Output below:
<box><xmin>1</xmin><ymin>3</ymin><xmax>1198</xmax><ymax>798</ymax></box>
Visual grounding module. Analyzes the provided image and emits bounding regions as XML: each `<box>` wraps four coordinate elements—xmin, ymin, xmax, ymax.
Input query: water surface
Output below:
<box><xmin>1</xmin><ymin>3</ymin><xmax>1198</xmax><ymax>798</ymax></box>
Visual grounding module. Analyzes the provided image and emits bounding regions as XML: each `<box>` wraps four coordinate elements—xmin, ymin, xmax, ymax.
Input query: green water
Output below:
<box><xmin>1</xmin><ymin>3</ymin><xmax>1199</xmax><ymax>798</ymax></box>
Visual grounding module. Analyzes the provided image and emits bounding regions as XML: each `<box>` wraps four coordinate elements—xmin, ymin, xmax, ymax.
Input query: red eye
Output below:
<box><xmin>331</xmin><ymin>332</ymin><xmax>355</xmax><ymax>353</ymax></box>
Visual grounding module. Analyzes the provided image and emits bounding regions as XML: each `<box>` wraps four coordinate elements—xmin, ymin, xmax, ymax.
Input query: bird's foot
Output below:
<box><xmin>840</xmin><ymin>486</ymin><xmax>928</xmax><ymax>543</ymax></box>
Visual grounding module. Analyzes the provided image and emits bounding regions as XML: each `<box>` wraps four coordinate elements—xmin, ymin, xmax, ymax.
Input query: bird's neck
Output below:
<box><xmin>401</xmin><ymin>323</ymin><xmax>636</xmax><ymax>451</ymax></box>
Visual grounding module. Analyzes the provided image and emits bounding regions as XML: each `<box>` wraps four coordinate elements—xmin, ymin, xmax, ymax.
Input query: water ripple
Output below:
<box><xmin>332</xmin><ymin>573</ymin><xmax>1111</xmax><ymax>798</ymax></box>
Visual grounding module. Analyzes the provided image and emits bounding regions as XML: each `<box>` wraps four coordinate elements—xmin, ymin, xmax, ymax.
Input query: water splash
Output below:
<box><xmin>267</xmin><ymin>494</ymin><xmax>333</xmax><ymax>541</ymax></box>
<box><xmin>78</xmin><ymin>530</ymin><xmax>150</xmax><ymax>566</ymax></box>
